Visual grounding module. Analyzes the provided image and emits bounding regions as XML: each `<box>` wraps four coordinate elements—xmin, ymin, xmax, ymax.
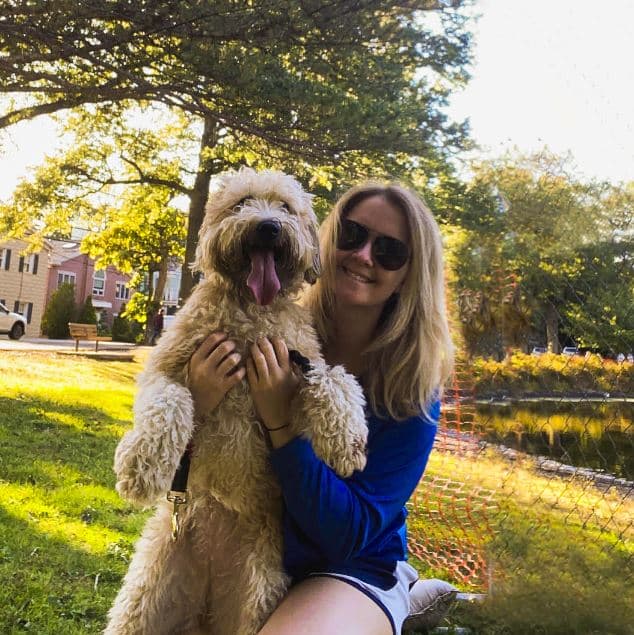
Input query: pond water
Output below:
<box><xmin>470</xmin><ymin>401</ymin><xmax>633</xmax><ymax>479</ymax></box>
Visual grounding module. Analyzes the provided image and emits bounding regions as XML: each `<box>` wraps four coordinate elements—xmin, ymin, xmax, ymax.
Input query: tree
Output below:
<box><xmin>0</xmin><ymin>0</ymin><xmax>473</xmax><ymax>299</ymax></box>
<box><xmin>448</xmin><ymin>150</ymin><xmax>607</xmax><ymax>357</ymax></box>
<box><xmin>560</xmin><ymin>240</ymin><xmax>634</xmax><ymax>354</ymax></box>
<box><xmin>41</xmin><ymin>282</ymin><xmax>76</xmax><ymax>339</ymax></box>
<box><xmin>81</xmin><ymin>185</ymin><xmax>187</xmax><ymax>343</ymax></box>
<box><xmin>76</xmin><ymin>295</ymin><xmax>97</xmax><ymax>325</ymax></box>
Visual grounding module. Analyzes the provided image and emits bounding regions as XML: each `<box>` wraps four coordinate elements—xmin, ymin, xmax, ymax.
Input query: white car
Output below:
<box><xmin>0</xmin><ymin>302</ymin><xmax>26</xmax><ymax>340</ymax></box>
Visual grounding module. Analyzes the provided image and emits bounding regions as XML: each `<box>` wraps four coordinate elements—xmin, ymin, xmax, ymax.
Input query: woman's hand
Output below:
<box><xmin>188</xmin><ymin>331</ymin><xmax>245</xmax><ymax>417</ymax></box>
<box><xmin>246</xmin><ymin>337</ymin><xmax>301</xmax><ymax>432</ymax></box>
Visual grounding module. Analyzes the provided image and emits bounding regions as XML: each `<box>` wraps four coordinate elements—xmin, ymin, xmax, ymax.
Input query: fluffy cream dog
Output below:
<box><xmin>106</xmin><ymin>168</ymin><xmax>368</xmax><ymax>635</ymax></box>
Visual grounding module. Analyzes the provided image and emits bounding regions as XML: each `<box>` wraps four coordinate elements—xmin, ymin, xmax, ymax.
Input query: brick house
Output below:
<box><xmin>0</xmin><ymin>238</ymin><xmax>52</xmax><ymax>337</ymax></box>
<box><xmin>46</xmin><ymin>239</ymin><xmax>133</xmax><ymax>328</ymax></box>
<box><xmin>1</xmin><ymin>235</ymin><xmax>178</xmax><ymax>336</ymax></box>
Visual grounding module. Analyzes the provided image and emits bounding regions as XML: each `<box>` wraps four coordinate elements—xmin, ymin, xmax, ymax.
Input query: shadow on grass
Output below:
<box><xmin>0</xmin><ymin>395</ymin><xmax>125</xmax><ymax>490</ymax></box>
<box><xmin>0</xmin><ymin>504</ymin><xmax>128</xmax><ymax>634</ymax></box>
<box><xmin>452</xmin><ymin>506</ymin><xmax>634</xmax><ymax>635</ymax></box>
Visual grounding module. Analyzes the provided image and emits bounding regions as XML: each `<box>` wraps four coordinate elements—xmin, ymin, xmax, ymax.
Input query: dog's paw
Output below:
<box><xmin>331</xmin><ymin>430</ymin><xmax>367</xmax><ymax>477</ymax></box>
<box><xmin>296</xmin><ymin>364</ymin><xmax>368</xmax><ymax>477</ymax></box>
<box><xmin>114</xmin><ymin>433</ymin><xmax>168</xmax><ymax>505</ymax></box>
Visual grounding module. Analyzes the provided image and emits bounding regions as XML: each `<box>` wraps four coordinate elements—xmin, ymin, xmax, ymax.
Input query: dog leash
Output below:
<box><xmin>167</xmin><ymin>349</ymin><xmax>312</xmax><ymax>541</ymax></box>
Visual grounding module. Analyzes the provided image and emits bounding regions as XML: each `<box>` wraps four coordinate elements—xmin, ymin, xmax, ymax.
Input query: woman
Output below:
<box><xmin>189</xmin><ymin>183</ymin><xmax>453</xmax><ymax>635</ymax></box>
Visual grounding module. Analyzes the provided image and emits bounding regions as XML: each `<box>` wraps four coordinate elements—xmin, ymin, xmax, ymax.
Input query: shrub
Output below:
<box><xmin>76</xmin><ymin>296</ymin><xmax>97</xmax><ymax>325</ymax></box>
<box><xmin>112</xmin><ymin>303</ymin><xmax>137</xmax><ymax>342</ymax></box>
<box><xmin>472</xmin><ymin>351</ymin><xmax>634</xmax><ymax>396</ymax></box>
<box><xmin>41</xmin><ymin>283</ymin><xmax>77</xmax><ymax>338</ymax></box>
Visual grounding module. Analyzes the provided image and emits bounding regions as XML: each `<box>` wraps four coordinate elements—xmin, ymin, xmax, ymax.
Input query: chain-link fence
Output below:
<box><xmin>407</xmin><ymin>290</ymin><xmax>634</xmax><ymax>633</ymax></box>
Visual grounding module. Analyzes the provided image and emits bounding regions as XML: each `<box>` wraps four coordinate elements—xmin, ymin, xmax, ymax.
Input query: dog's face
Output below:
<box><xmin>194</xmin><ymin>168</ymin><xmax>321</xmax><ymax>305</ymax></box>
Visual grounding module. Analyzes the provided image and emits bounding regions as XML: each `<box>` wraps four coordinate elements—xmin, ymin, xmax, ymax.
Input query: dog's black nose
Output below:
<box><xmin>256</xmin><ymin>219</ymin><xmax>282</xmax><ymax>246</ymax></box>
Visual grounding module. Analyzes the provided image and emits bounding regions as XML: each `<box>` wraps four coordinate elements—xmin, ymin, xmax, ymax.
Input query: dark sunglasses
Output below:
<box><xmin>337</xmin><ymin>219</ymin><xmax>409</xmax><ymax>271</ymax></box>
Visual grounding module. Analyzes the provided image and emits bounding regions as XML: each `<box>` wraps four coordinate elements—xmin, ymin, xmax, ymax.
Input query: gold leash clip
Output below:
<box><xmin>167</xmin><ymin>491</ymin><xmax>188</xmax><ymax>542</ymax></box>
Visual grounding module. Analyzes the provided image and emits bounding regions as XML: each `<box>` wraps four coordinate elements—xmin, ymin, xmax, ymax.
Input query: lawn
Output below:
<box><xmin>410</xmin><ymin>448</ymin><xmax>634</xmax><ymax>634</ymax></box>
<box><xmin>0</xmin><ymin>351</ymin><xmax>150</xmax><ymax>633</ymax></box>
<box><xmin>1</xmin><ymin>351</ymin><xmax>632</xmax><ymax>634</ymax></box>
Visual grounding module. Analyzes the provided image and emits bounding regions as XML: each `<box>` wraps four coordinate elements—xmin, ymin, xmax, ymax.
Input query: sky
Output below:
<box><xmin>1</xmin><ymin>0</ymin><xmax>633</xmax><ymax>201</ymax></box>
<box><xmin>446</xmin><ymin>0</ymin><xmax>634</xmax><ymax>182</ymax></box>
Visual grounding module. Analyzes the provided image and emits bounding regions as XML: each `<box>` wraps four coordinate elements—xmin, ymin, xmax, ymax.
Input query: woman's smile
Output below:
<box><xmin>340</xmin><ymin>265</ymin><xmax>374</xmax><ymax>284</ymax></box>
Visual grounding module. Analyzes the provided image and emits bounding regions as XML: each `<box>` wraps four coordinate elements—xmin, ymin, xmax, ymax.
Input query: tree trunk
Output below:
<box><xmin>143</xmin><ymin>257</ymin><xmax>170</xmax><ymax>345</ymax></box>
<box><xmin>179</xmin><ymin>116</ymin><xmax>219</xmax><ymax>302</ymax></box>
<box><xmin>545</xmin><ymin>302</ymin><xmax>560</xmax><ymax>353</ymax></box>
<box><xmin>144</xmin><ymin>267</ymin><xmax>157</xmax><ymax>345</ymax></box>
<box><xmin>154</xmin><ymin>257</ymin><xmax>169</xmax><ymax>308</ymax></box>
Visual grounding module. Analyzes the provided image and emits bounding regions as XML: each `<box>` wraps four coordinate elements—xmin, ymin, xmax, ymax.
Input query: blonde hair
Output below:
<box><xmin>304</xmin><ymin>182</ymin><xmax>454</xmax><ymax>420</ymax></box>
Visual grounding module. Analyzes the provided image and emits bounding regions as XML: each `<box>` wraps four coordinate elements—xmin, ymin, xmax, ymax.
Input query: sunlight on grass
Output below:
<box><xmin>0</xmin><ymin>483</ymin><xmax>126</xmax><ymax>554</ymax></box>
<box><xmin>1</xmin><ymin>350</ymin><xmax>632</xmax><ymax>634</ymax></box>
<box><xmin>0</xmin><ymin>351</ymin><xmax>149</xmax><ymax>632</ymax></box>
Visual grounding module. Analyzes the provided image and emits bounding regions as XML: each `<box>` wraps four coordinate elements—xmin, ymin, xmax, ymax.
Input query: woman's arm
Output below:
<box><xmin>270</xmin><ymin>402</ymin><xmax>440</xmax><ymax>562</ymax></box>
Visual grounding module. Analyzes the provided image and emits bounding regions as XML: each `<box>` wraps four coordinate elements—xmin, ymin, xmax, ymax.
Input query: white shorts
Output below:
<box><xmin>310</xmin><ymin>560</ymin><xmax>419</xmax><ymax>634</ymax></box>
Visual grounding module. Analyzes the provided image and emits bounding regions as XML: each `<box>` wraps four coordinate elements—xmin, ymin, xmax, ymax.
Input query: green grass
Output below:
<box><xmin>0</xmin><ymin>351</ymin><xmax>149</xmax><ymax>633</ymax></box>
<box><xmin>1</xmin><ymin>351</ymin><xmax>632</xmax><ymax>634</ymax></box>
<box><xmin>409</xmin><ymin>449</ymin><xmax>634</xmax><ymax>634</ymax></box>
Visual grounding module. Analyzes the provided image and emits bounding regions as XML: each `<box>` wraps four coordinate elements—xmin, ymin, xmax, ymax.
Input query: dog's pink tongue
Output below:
<box><xmin>247</xmin><ymin>250</ymin><xmax>281</xmax><ymax>305</ymax></box>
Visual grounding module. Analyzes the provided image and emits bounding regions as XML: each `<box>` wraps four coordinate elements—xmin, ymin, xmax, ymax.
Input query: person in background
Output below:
<box><xmin>188</xmin><ymin>182</ymin><xmax>453</xmax><ymax>635</ymax></box>
<box><xmin>152</xmin><ymin>308</ymin><xmax>164</xmax><ymax>345</ymax></box>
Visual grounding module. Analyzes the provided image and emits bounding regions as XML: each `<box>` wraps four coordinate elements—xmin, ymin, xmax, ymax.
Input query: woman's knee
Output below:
<box><xmin>258</xmin><ymin>577</ymin><xmax>392</xmax><ymax>635</ymax></box>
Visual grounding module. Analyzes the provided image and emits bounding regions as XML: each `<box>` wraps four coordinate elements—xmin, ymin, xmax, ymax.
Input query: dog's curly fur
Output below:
<box><xmin>106</xmin><ymin>168</ymin><xmax>368</xmax><ymax>635</ymax></box>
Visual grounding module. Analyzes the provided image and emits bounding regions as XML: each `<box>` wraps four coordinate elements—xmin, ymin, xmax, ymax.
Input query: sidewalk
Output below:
<box><xmin>0</xmin><ymin>336</ymin><xmax>149</xmax><ymax>360</ymax></box>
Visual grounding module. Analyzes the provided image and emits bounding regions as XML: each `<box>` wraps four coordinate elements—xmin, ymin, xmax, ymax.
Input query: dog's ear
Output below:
<box><xmin>304</xmin><ymin>223</ymin><xmax>322</xmax><ymax>284</ymax></box>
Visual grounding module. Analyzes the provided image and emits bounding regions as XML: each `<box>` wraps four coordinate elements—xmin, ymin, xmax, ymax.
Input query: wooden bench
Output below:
<box><xmin>68</xmin><ymin>322</ymin><xmax>112</xmax><ymax>351</ymax></box>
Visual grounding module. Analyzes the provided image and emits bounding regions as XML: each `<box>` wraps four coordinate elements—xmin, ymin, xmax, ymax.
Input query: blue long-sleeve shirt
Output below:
<box><xmin>269</xmin><ymin>400</ymin><xmax>439</xmax><ymax>590</ymax></box>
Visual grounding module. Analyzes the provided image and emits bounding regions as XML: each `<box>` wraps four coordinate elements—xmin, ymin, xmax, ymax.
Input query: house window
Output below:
<box><xmin>115</xmin><ymin>281</ymin><xmax>130</xmax><ymax>300</ymax></box>
<box><xmin>92</xmin><ymin>270</ymin><xmax>106</xmax><ymax>296</ymax></box>
<box><xmin>14</xmin><ymin>301</ymin><xmax>33</xmax><ymax>324</ymax></box>
<box><xmin>57</xmin><ymin>271</ymin><xmax>76</xmax><ymax>287</ymax></box>
<box><xmin>18</xmin><ymin>254</ymin><xmax>39</xmax><ymax>275</ymax></box>
<box><xmin>0</xmin><ymin>248</ymin><xmax>11</xmax><ymax>270</ymax></box>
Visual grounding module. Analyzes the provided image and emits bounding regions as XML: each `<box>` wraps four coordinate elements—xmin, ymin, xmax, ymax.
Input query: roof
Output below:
<box><xmin>46</xmin><ymin>238</ymin><xmax>83</xmax><ymax>266</ymax></box>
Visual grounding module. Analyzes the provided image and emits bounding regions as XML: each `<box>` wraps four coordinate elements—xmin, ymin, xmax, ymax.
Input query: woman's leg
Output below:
<box><xmin>257</xmin><ymin>576</ymin><xmax>393</xmax><ymax>635</ymax></box>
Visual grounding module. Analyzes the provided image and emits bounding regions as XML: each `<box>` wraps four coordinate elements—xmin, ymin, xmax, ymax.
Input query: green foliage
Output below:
<box><xmin>122</xmin><ymin>293</ymin><xmax>150</xmax><ymax>327</ymax></box>
<box><xmin>0</xmin><ymin>1</ymin><xmax>474</xmax><ymax>298</ymax></box>
<box><xmin>80</xmin><ymin>185</ymin><xmax>186</xmax><ymax>341</ymax></box>
<box><xmin>0</xmin><ymin>1</ymin><xmax>472</xmax><ymax>159</ymax></box>
<box><xmin>448</xmin><ymin>149</ymin><xmax>634</xmax><ymax>358</ymax></box>
<box><xmin>472</xmin><ymin>352</ymin><xmax>634</xmax><ymax>397</ymax></box>
<box><xmin>76</xmin><ymin>296</ymin><xmax>97</xmax><ymax>325</ymax></box>
<box><xmin>111</xmin><ymin>304</ymin><xmax>137</xmax><ymax>343</ymax></box>
<box><xmin>41</xmin><ymin>283</ymin><xmax>77</xmax><ymax>339</ymax></box>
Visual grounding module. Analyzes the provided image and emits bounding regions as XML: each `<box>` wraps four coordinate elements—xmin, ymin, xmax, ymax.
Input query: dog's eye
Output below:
<box><xmin>233</xmin><ymin>197</ymin><xmax>252</xmax><ymax>210</ymax></box>
<box><xmin>281</xmin><ymin>202</ymin><xmax>291</xmax><ymax>212</ymax></box>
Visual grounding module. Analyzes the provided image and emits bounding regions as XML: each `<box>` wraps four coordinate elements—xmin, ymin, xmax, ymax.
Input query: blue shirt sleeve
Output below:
<box><xmin>269</xmin><ymin>400</ymin><xmax>439</xmax><ymax>562</ymax></box>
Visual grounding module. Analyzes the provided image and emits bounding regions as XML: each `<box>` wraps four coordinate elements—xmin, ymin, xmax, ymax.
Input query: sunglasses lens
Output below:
<box><xmin>337</xmin><ymin>219</ymin><xmax>368</xmax><ymax>250</ymax></box>
<box><xmin>374</xmin><ymin>237</ymin><xmax>409</xmax><ymax>271</ymax></box>
<box><xmin>337</xmin><ymin>219</ymin><xmax>408</xmax><ymax>270</ymax></box>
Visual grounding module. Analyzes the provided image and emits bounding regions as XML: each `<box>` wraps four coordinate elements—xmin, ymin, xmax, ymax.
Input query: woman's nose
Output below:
<box><xmin>351</xmin><ymin>239</ymin><xmax>373</xmax><ymax>265</ymax></box>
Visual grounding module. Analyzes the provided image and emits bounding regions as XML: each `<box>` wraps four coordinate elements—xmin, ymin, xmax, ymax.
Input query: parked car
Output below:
<box><xmin>531</xmin><ymin>346</ymin><xmax>547</xmax><ymax>356</ymax></box>
<box><xmin>562</xmin><ymin>346</ymin><xmax>579</xmax><ymax>356</ymax></box>
<box><xmin>0</xmin><ymin>302</ymin><xmax>26</xmax><ymax>340</ymax></box>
